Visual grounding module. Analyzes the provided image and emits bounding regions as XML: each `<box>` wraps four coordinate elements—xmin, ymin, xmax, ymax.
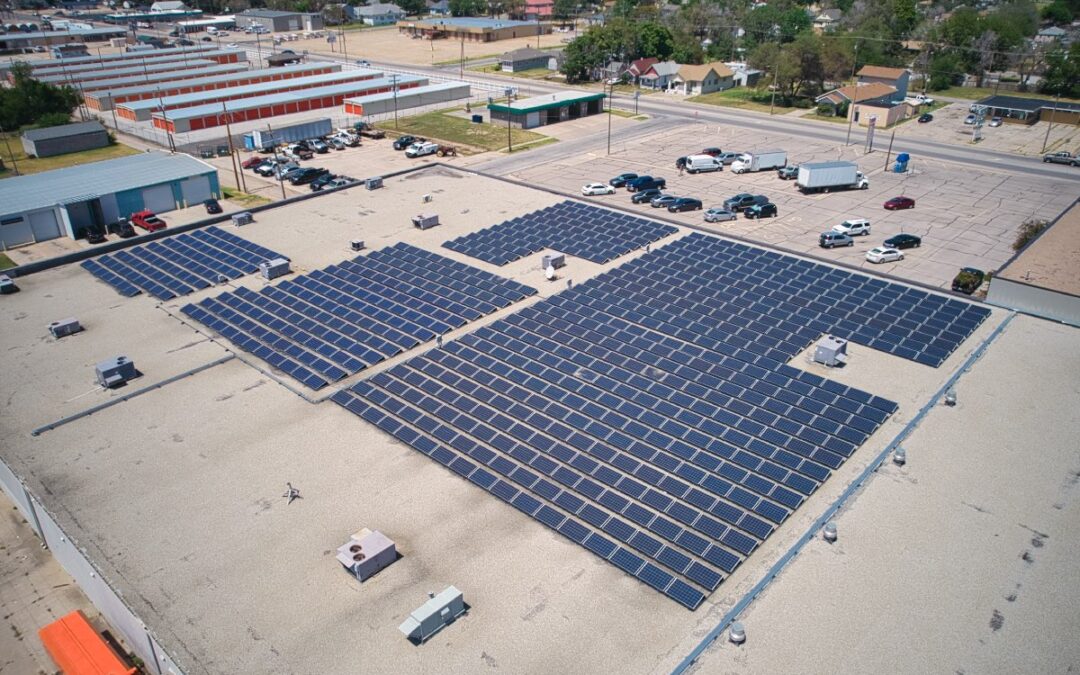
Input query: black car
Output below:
<box><xmin>289</xmin><ymin>167</ymin><xmax>329</xmax><ymax>185</ymax></box>
<box><xmin>883</xmin><ymin>233</ymin><xmax>922</xmax><ymax>249</ymax></box>
<box><xmin>626</xmin><ymin>175</ymin><xmax>667</xmax><ymax>192</ymax></box>
<box><xmin>109</xmin><ymin>220</ymin><xmax>136</xmax><ymax>238</ymax></box>
<box><xmin>951</xmin><ymin>267</ymin><xmax>985</xmax><ymax>295</ymax></box>
<box><xmin>668</xmin><ymin>197</ymin><xmax>703</xmax><ymax>213</ymax></box>
<box><xmin>918</xmin><ymin>113</ymin><xmax>933</xmax><ymax>123</ymax></box>
<box><xmin>309</xmin><ymin>172</ymin><xmax>338</xmax><ymax>191</ymax></box>
<box><xmin>609</xmin><ymin>172</ymin><xmax>638</xmax><ymax>187</ymax></box>
<box><xmin>744</xmin><ymin>202</ymin><xmax>778</xmax><ymax>219</ymax></box>
<box><xmin>393</xmin><ymin>135</ymin><xmax>424</xmax><ymax>151</ymax></box>
<box><xmin>631</xmin><ymin>188</ymin><xmax>662</xmax><ymax>204</ymax></box>
<box><xmin>85</xmin><ymin>227</ymin><xmax>107</xmax><ymax>244</ymax></box>
<box><xmin>724</xmin><ymin>193</ymin><xmax>768</xmax><ymax>211</ymax></box>
<box><xmin>203</xmin><ymin>198</ymin><xmax>222</xmax><ymax>214</ymax></box>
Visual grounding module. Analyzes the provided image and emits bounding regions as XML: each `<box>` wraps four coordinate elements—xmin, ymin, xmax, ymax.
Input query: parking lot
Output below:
<box><xmin>509</xmin><ymin>121</ymin><xmax>1079</xmax><ymax>290</ymax></box>
<box><xmin>893</xmin><ymin>102</ymin><xmax>1080</xmax><ymax>157</ymax></box>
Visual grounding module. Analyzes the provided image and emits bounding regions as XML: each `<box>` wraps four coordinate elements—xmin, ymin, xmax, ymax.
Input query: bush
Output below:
<box><xmin>816</xmin><ymin>103</ymin><xmax>836</xmax><ymax>116</ymax></box>
<box><xmin>33</xmin><ymin>112</ymin><xmax>73</xmax><ymax>129</ymax></box>
<box><xmin>1012</xmin><ymin>218</ymin><xmax>1048</xmax><ymax>251</ymax></box>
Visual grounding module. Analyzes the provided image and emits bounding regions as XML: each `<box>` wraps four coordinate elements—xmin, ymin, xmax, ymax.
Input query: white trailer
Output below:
<box><xmin>796</xmin><ymin>161</ymin><xmax>870</xmax><ymax>193</ymax></box>
<box><xmin>731</xmin><ymin>150</ymin><xmax>787</xmax><ymax>174</ymax></box>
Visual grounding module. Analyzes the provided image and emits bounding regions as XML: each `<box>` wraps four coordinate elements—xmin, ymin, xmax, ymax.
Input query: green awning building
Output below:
<box><xmin>489</xmin><ymin>91</ymin><xmax>606</xmax><ymax>129</ymax></box>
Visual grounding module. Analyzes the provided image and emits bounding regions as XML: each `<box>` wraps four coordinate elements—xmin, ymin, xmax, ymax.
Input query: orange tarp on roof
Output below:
<box><xmin>38</xmin><ymin>610</ymin><xmax>137</xmax><ymax>675</ymax></box>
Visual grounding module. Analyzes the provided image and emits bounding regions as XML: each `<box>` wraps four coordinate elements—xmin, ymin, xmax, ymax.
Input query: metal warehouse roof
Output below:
<box><xmin>241</xmin><ymin>9</ymin><xmax>308</xmax><ymax>17</ymax></box>
<box><xmin>0</xmin><ymin>27</ymin><xmax>126</xmax><ymax>41</ymax></box>
<box><xmin>122</xmin><ymin>68</ymin><xmax>380</xmax><ymax>112</ymax></box>
<box><xmin>37</xmin><ymin>59</ymin><xmax>219</xmax><ymax>84</ymax></box>
<box><xmin>22</xmin><ymin>120</ymin><xmax>107</xmax><ymax>142</ymax></box>
<box><xmin>489</xmin><ymin>90</ymin><xmax>605</xmax><ymax>114</ymax></box>
<box><xmin>976</xmin><ymin>95</ymin><xmax>1080</xmax><ymax>114</ymax></box>
<box><xmin>30</xmin><ymin>44</ymin><xmax>220</xmax><ymax>68</ymax></box>
<box><xmin>0</xmin><ymin>151</ymin><xmax>215</xmax><ymax>218</ymax></box>
<box><xmin>156</xmin><ymin>75</ymin><xmax>426</xmax><ymax>120</ymax></box>
<box><xmin>80</xmin><ymin>64</ymin><xmax>251</xmax><ymax>94</ymax></box>
<box><xmin>343</xmin><ymin>81</ymin><xmax>469</xmax><ymax>105</ymax></box>
<box><xmin>34</xmin><ymin>49</ymin><xmax>242</xmax><ymax>75</ymax></box>
<box><xmin>409</xmin><ymin>17</ymin><xmax>534</xmax><ymax>28</ymax></box>
<box><xmin>87</xmin><ymin>63</ymin><xmax>336</xmax><ymax>98</ymax></box>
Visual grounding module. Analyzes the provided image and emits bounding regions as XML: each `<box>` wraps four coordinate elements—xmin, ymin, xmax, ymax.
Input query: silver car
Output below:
<box><xmin>704</xmin><ymin>207</ymin><xmax>737</xmax><ymax>222</ymax></box>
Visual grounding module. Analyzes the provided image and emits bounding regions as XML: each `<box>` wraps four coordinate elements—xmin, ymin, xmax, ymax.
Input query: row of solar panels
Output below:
<box><xmin>443</xmin><ymin>200</ymin><xmax>678</xmax><ymax>266</ymax></box>
<box><xmin>181</xmin><ymin>244</ymin><xmax>537</xmax><ymax>389</ymax></box>
<box><xmin>82</xmin><ymin>226</ymin><xmax>285</xmax><ymax>301</ymax></box>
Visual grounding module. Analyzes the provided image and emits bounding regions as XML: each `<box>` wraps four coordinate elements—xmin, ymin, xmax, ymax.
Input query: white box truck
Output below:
<box><xmin>731</xmin><ymin>150</ymin><xmax>787</xmax><ymax>174</ymax></box>
<box><xmin>796</xmin><ymin>161</ymin><xmax>870</xmax><ymax>193</ymax></box>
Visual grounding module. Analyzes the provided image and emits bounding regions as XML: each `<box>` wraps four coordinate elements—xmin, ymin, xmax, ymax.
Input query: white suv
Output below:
<box><xmin>832</xmin><ymin>218</ymin><xmax>871</xmax><ymax>236</ymax></box>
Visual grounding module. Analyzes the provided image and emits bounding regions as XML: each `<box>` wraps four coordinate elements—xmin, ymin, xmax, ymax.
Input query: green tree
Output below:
<box><xmin>552</xmin><ymin>0</ymin><xmax>577</xmax><ymax>22</ymax></box>
<box><xmin>777</xmin><ymin>7</ymin><xmax>811</xmax><ymax>41</ymax></box>
<box><xmin>637</xmin><ymin>21</ymin><xmax>674</xmax><ymax>60</ymax></box>
<box><xmin>0</xmin><ymin>62</ymin><xmax>80</xmax><ymax>130</ymax></box>
<box><xmin>448</xmin><ymin>0</ymin><xmax>483</xmax><ymax>16</ymax></box>
<box><xmin>395</xmin><ymin>0</ymin><xmax>427</xmax><ymax>15</ymax></box>
<box><xmin>671</xmin><ymin>37</ymin><xmax>704</xmax><ymax>65</ymax></box>
<box><xmin>560</xmin><ymin>31</ymin><xmax>606</xmax><ymax>82</ymax></box>
<box><xmin>927</xmin><ymin>51</ymin><xmax>963</xmax><ymax>91</ymax></box>
<box><xmin>1041</xmin><ymin>0</ymin><xmax>1073</xmax><ymax>24</ymax></box>
<box><xmin>1040</xmin><ymin>43</ymin><xmax>1080</xmax><ymax>97</ymax></box>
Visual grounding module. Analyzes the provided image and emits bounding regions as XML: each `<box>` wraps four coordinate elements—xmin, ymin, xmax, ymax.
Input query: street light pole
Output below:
<box><xmin>606</xmin><ymin>81</ymin><xmax>612</xmax><ymax>155</ymax></box>
<box><xmin>391</xmin><ymin>73</ymin><xmax>399</xmax><ymax>129</ymax></box>
<box><xmin>1041</xmin><ymin>90</ymin><xmax>1061</xmax><ymax>154</ymax></box>
<box><xmin>845</xmin><ymin>42</ymin><xmax>860</xmax><ymax>146</ymax></box>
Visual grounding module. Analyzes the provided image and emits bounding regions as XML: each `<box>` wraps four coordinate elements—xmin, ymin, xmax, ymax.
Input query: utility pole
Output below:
<box><xmin>459</xmin><ymin>35</ymin><xmax>464</xmax><ymax>80</ymax></box>
<box><xmin>606</xmin><ymin>81</ymin><xmax>613</xmax><ymax>155</ymax></box>
<box><xmin>221</xmin><ymin>102</ymin><xmax>241</xmax><ymax>194</ymax></box>
<box><xmin>845</xmin><ymin>41</ymin><xmax>860</xmax><ymax>145</ymax></box>
<box><xmin>108</xmin><ymin>90</ymin><xmax>119</xmax><ymax>129</ymax></box>
<box><xmin>268</xmin><ymin>123</ymin><xmax>286</xmax><ymax>200</ymax></box>
<box><xmin>505</xmin><ymin>87</ymin><xmax>514</xmax><ymax>152</ymax></box>
<box><xmin>1041</xmin><ymin>90</ymin><xmax>1061</xmax><ymax>154</ymax></box>
<box><xmin>391</xmin><ymin>73</ymin><xmax>399</xmax><ymax>129</ymax></box>
<box><xmin>0</xmin><ymin>123</ymin><xmax>20</xmax><ymax>175</ymax></box>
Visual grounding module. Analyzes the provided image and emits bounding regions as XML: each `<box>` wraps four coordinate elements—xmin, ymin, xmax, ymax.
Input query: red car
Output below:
<box><xmin>700</xmin><ymin>147</ymin><xmax>722</xmax><ymax>157</ymax></box>
<box><xmin>130</xmin><ymin>210</ymin><xmax>167</xmax><ymax>232</ymax></box>
<box><xmin>884</xmin><ymin>196</ymin><xmax>915</xmax><ymax>210</ymax></box>
<box><xmin>241</xmin><ymin>156</ymin><xmax>264</xmax><ymax>170</ymax></box>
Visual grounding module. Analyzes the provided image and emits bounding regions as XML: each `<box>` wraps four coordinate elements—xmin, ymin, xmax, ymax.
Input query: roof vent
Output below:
<box><xmin>813</xmin><ymin>335</ymin><xmax>848</xmax><ymax>367</ymax></box>
<box><xmin>336</xmin><ymin>528</ymin><xmax>396</xmax><ymax>582</ymax></box>
<box><xmin>49</xmin><ymin>317</ymin><xmax>82</xmax><ymax>339</ymax></box>
<box><xmin>822</xmin><ymin>521</ymin><xmax>838</xmax><ymax>543</ymax></box>
<box><xmin>351</xmin><ymin>239</ymin><xmax>365</xmax><ymax>252</ymax></box>
<box><xmin>729</xmin><ymin>621</ymin><xmax>746</xmax><ymax>644</ymax></box>
<box><xmin>944</xmin><ymin>389</ymin><xmax>957</xmax><ymax>406</ymax></box>
<box><xmin>893</xmin><ymin>446</ymin><xmax>907</xmax><ymax>465</ymax></box>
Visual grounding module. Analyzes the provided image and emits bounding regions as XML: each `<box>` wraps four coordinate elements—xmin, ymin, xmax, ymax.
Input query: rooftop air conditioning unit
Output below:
<box><xmin>366</xmin><ymin>176</ymin><xmax>383</xmax><ymax>190</ymax></box>
<box><xmin>95</xmin><ymin>355</ymin><xmax>136</xmax><ymax>388</ymax></box>
<box><xmin>412</xmin><ymin>213</ymin><xmax>439</xmax><ymax>230</ymax></box>
<box><xmin>260</xmin><ymin>258</ymin><xmax>290</xmax><ymax>280</ymax></box>
<box><xmin>49</xmin><ymin>317</ymin><xmax>82</xmax><ymax>339</ymax></box>
<box><xmin>541</xmin><ymin>253</ymin><xmax>565</xmax><ymax>270</ymax></box>
<box><xmin>350</xmin><ymin>239</ymin><xmax>365</xmax><ymax>252</ymax></box>
<box><xmin>231</xmin><ymin>212</ymin><xmax>254</xmax><ymax>226</ymax></box>
<box><xmin>398</xmin><ymin>586</ymin><xmax>466</xmax><ymax>644</ymax></box>
<box><xmin>813</xmin><ymin>335</ymin><xmax>848</xmax><ymax>367</ymax></box>
<box><xmin>336</xmin><ymin>528</ymin><xmax>396</xmax><ymax>582</ymax></box>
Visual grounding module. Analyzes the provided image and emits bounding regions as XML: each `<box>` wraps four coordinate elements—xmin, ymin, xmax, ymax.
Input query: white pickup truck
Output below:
<box><xmin>904</xmin><ymin>93</ymin><xmax>935</xmax><ymax>106</ymax></box>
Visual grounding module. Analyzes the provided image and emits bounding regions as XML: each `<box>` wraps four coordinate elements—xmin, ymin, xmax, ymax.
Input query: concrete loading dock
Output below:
<box><xmin>153</xmin><ymin>75</ymin><xmax>427</xmax><ymax>133</ymax></box>
<box><xmin>117</xmin><ymin>68</ymin><xmax>381</xmax><ymax>121</ymax></box>
<box><xmin>342</xmin><ymin>81</ymin><xmax>471</xmax><ymax>117</ymax></box>
<box><xmin>488</xmin><ymin>90</ymin><xmax>606</xmax><ymax>129</ymax></box>
<box><xmin>82</xmin><ymin>63</ymin><xmax>327</xmax><ymax>111</ymax></box>
<box><xmin>29</xmin><ymin>48</ymin><xmax>245</xmax><ymax>79</ymax></box>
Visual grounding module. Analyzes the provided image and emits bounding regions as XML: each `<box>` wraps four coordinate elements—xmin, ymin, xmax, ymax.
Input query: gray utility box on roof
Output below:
<box><xmin>398</xmin><ymin>586</ymin><xmax>466</xmax><ymax>644</ymax></box>
<box><xmin>231</xmin><ymin>212</ymin><xmax>254</xmax><ymax>226</ymax></box>
<box><xmin>95</xmin><ymin>355</ymin><xmax>136</xmax><ymax>388</ymax></box>
<box><xmin>351</xmin><ymin>240</ymin><xmax>365</xmax><ymax>251</ymax></box>
<box><xmin>541</xmin><ymin>253</ymin><xmax>565</xmax><ymax>270</ymax></box>
<box><xmin>813</xmin><ymin>335</ymin><xmax>848</xmax><ymax>367</ymax></box>
<box><xmin>412</xmin><ymin>213</ymin><xmax>439</xmax><ymax>230</ymax></box>
<box><xmin>336</xmin><ymin>528</ymin><xmax>396</xmax><ymax>582</ymax></box>
<box><xmin>366</xmin><ymin>176</ymin><xmax>383</xmax><ymax>190</ymax></box>
<box><xmin>260</xmin><ymin>258</ymin><xmax>290</xmax><ymax>281</ymax></box>
<box><xmin>49</xmin><ymin>317</ymin><xmax>82</xmax><ymax>338</ymax></box>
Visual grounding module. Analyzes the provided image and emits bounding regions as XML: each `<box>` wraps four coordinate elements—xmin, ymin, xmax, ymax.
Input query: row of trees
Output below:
<box><xmin>0</xmin><ymin>63</ymin><xmax>79</xmax><ymax>131</ymax></box>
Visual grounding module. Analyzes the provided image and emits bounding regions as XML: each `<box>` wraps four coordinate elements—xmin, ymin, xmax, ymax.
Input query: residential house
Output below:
<box><xmin>348</xmin><ymin>3</ymin><xmax>406</xmax><ymax>25</ymax></box>
<box><xmin>857</xmin><ymin>65</ymin><xmax>910</xmax><ymax>98</ymax></box>
<box><xmin>627</xmin><ymin>57</ymin><xmax>658</xmax><ymax>83</ymax></box>
<box><xmin>726</xmin><ymin>62</ymin><xmax>763</xmax><ymax>87</ymax></box>
<box><xmin>524</xmin><ymin>0</ymin><xmax>553</xmax><ymax>20</ymax></box>
<box><xmin>638</xmin><ymin>60</ymin><xmax>679</xmax><ymax>90</ymax></box>
<box><xmin>150</xmin><ymin>0</ymin><xmax>187</xmax><ymax>11</ymax></box>
<box><xmin>812</xmin><ymin>9</ymin><xmax>842</xmax><ymax>33</ymax></box>
<box><xmin>849</xmin><ymin>94</ymin><xmax>917</xmax><ymax>127</ymax></box>
<box><xmin>500</xmin><ymin>47</ymin><xmax>557</xmax><ymax>72</ymax></box>
<box><xmin>1035</xmin><ymin>26</ymin><xmax>1067</xmax><ymax>44</ymax></box>
<box><xmin>671</xmin><ymin>62</ymin><xmax>735</xmax><ymax>95</ymax></box>
<box><xmin>425</xmin><ymin>0</ymin><xmax>450</xmax><ymax>15</ymax></box>
<box><xmin>815</xmin><ymin>82</ymin><xmax>897</xmax><ymax>112</ymax></box>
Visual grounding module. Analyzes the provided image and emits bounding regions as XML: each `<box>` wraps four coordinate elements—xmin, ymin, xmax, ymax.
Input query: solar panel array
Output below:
<box><xmin>332</xmin><ymin>232</ymin><xmax>992</xmax><ymax>609</ymax></box>
<box><xmin>181</xmin><ymin>243</ymin><xmax>537</xmax><ymax>391</ymax></box>
<box><xmin>82</xmin><ymin>226</ymin><xmax>285</xmax><ymax>300</ymax></box>
<box><xmin>443</xmin><ymin>200</ymin><xmax>678</xmax><ymax>266</ymax></box>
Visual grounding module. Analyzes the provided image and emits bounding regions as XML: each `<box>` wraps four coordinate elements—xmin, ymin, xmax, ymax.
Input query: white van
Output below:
<box><xmin>206</xmin><ymin>26</ymin><xmax>218</xmax><ymax>34</ymax></box>
<box><xmin>685</xmin><ymin>154</ymin><xmax>722</xmax><ymax>174</ymax></box>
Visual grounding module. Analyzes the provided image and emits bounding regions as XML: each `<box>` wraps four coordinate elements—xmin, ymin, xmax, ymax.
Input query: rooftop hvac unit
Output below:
<box><xmin>398</xmin><ymin>586</ymin><xmax>466</xmax><ymax>644</ymax></box>
<box><xmin>351</xmin><ymin>240</ymin><xmax>365</xmax><ymax>252</ymax></box>
<box><xmin>260</xmin><ymin>258</ymin><xmax>290</xmax><ymax>281</ymax></box>
<box><xmin>231</xmin><ymin>212</ymin><xmax>254</xmax><ymax>226</ymax></box>
<box><xmin>336</xmin><ymin>528</ymin><xmax>396</xmax><ymax>582</ymax></box>
<box><xmin>0</xmin><ymin>274</ymin><xmax>18</xmax><ymax>295</ymax></box>
<box><xmin>366</xmin><ymin>176</ymin><xmax>383</xmax><ymax>190</ymax></box>
<box><xmin>48</xmin><ymin>317</ymin><xmax>82</xmax><ymax>339</ymax></box>
<box><xmin>541</xmin><ymin>253</ymin><xmax>565</xmax><ymax>270</ymax></box>
<box><xmin>95</xmin><ymin>355</ymin><xmax>136</xmax><ymax>388</ymax></box>
<box><xmin>813</xmin><ymin>335</ymin><xmax>848</xmax><ymax>367</ymax></box>
<box><xmin>412</xmin><ymin>213</ymin><xmax>439</xmax><ymax>230</ymax></box>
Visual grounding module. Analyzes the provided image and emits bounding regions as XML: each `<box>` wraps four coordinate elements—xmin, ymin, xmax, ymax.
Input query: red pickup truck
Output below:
<box><xmin>130</xmin><ymin>210</ymin><xmax>167</xmax><ymax>232</ymax></box>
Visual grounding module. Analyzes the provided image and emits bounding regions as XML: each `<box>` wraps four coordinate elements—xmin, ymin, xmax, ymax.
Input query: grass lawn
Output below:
<box><xmin>688</xmin><ymin>88</ymin><xmax>798</xmax><ymax>115</ymax></box>
<box><xmin>468</xmin><ymin>64</ymin><xmax>556</xmax><ymax>80</ymax></box>
<box><xmin>0</xmin><ymin>252</ymin><xmax>14</xmax><ymax>271</ymax></box>
<box><xmin>222</xmin><ymin>187</ymin><xmax>272</xmax><ymax>207</ymax></box>
<box><xmin>0</xmin><ymin>134</ymin><xmax>139</xmax><ymax>180</ymax></box>
<box><xmin>377</xmin><ymin>111</ymin><xmax>551</xmax><ymax>154</ymax></box>
<box><xmin>934</xmin><ymin>86</ymin><xmax>1080</xmax><ymax>104</ymax></box>
<box><xmin>607</xmin><ymin>108</ymin><xmax>646</xmax><ymax>120</ymax></box>
<box><xmin>805</xmin><ymin>112</ymin><xmax>850</xmax><ymax>124</ymax></box>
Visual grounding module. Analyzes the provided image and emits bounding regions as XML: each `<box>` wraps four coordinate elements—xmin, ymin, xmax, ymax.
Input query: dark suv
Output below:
<box><xmin>393</xmin><ymin>135</ymin><xmax>424</xmax><ymax>150</ymax></box>
<box><xmin>626</xmin><ymin>175</ymin><xmax>667</xmax><ymax>192</ymax></box>
<box><xmin>724</xmin><ymin>193</ymin><xmax>768</xmax><ymax>211</ymax></box>
<box><xmin>289</xmin><ymin>167</ymin><xmax>330</xmax><ymax>185</ymax></box>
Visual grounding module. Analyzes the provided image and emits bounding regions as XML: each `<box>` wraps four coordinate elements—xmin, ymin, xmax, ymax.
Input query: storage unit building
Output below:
<box><xmin>397</xmin><ymin>17</ymin><xmax>550</xmax><ymax>42</ymax></box>
<box><xmin>0</xmin><ymin>152</ymin><xmax>219</xmax><ymax>248</ymax></box>
<box><xmin>118</xmin><ymin>68</ymin><xmax>380</xmax><ymax>121</ymax></box>
<box><xmin>488</xmin><ymin>90</ymin><xmax>604</xmax><ymax>129</ymax></box>
<box><xmin>21</xmin><ymin>121</ymin><xmax>110</xmax><ymax>158</ymax></box>
<box><xmin>27</xmin><ymin>43</ymin><xmax>221</xmax><ymax>71</ymax></box>
<box><xmin>29</xmin><ymin>49</ymin><xmax>239</xmax><ymax>78</ymax></box>
<box><xmin>80</xmin><ymin>64</ymin><xmax>255</xmax><ymax>110</ymax></box>
<box><xmin>153</xmin><ymin>75</ymin><xmax>426</xmax><ymax>133</ymax></box>
<box><xmin>36</xmin><ymin>58</ymin><xmax>222</xmax><ymax>86</ymax></box>
<box><xmin>0</xmin><ymin>27</ymin><xmax>127</xmax><ymax>52</ymax></box>
<box><xmin>343</xmin><ymin>81</ymin><xmax>471</xmax><ymax>116</ymax></box>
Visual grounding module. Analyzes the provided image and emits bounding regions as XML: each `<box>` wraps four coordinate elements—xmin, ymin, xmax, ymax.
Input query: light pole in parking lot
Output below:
<box><xmin>391</xmin><ymin>74</ymin><xmax>400</xmax><ymax>129</ymax></box>
<box><xmin>845</xmin><ymin>41</ymin><xmax>860</xmax><ymax>146</ymax></box>
<box><xmin>606</xmin><ymin>81</ymin><xmax>613</xmax><ymax>155</ymax></box>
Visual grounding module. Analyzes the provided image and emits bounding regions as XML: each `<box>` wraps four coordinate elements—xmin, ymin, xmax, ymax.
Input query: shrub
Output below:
<box><xmin>1013</xmin><ymin>218</ymin><xmax>1048</xmax><ymax>251</ymax></box>
<box><xmin>816</xmin><ymin>103</ymin><xmax>836</xmax><ymax>116</ymax></box>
